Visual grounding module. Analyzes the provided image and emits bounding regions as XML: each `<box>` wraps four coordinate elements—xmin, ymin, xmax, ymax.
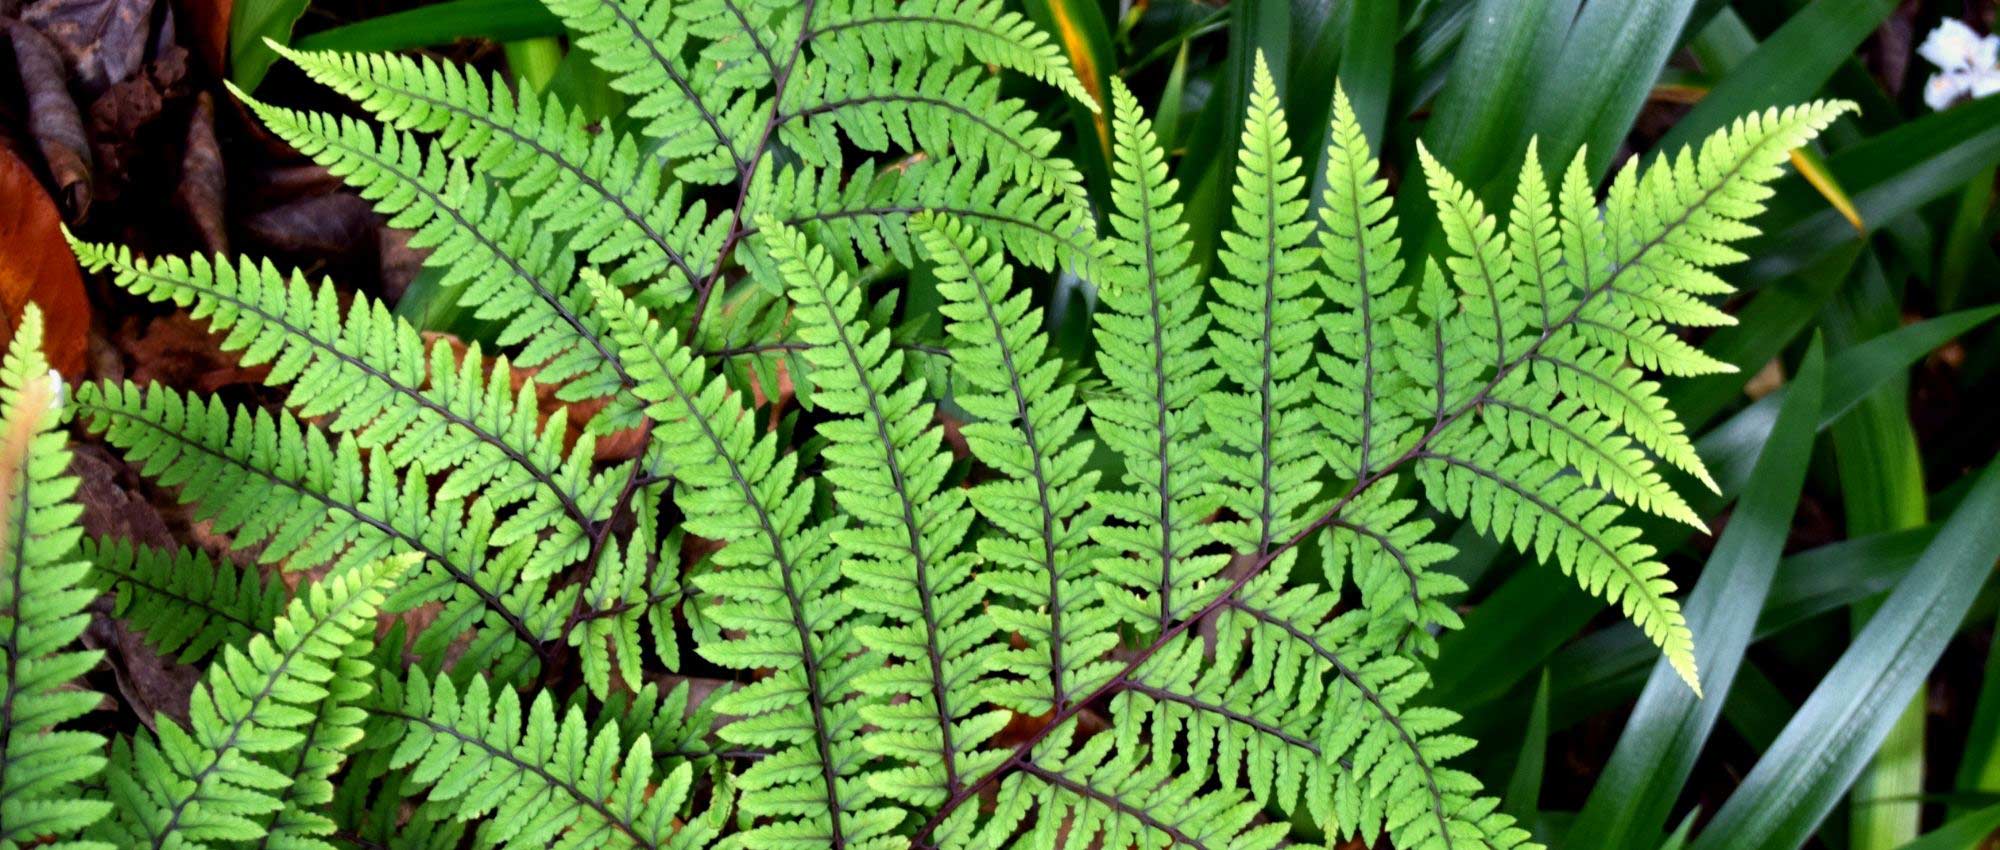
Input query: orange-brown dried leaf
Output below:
<box><xmin>0</xmin><ymin>145</ymin><xmax>90</xmax><ymax>375</ymax></box>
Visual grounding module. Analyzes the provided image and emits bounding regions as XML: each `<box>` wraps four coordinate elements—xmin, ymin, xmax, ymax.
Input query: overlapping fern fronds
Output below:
<box><xmin>46</xmin><ymin>0</ymin><xmax>1850</xmax><ymax>841</ymax></box>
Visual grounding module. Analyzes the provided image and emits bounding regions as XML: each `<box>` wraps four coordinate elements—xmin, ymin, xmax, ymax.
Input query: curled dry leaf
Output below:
<box><xmin>174</xmin><ymin>90</ymin><xmax>225</xmax><ymax>252</ymax></box>
<box><xmin>0</xmin><ymin>144</ymin><xmax>90</xmax><ymax>374</ymax></box>
<box><xmin>19</xmin><ymin>0</ymin><xmax>156</xmax><ymax>93</ymax></box>
<box><xmin>3</xmin><ymin>18</ymin><xmax>91</xmax><ymax>216</ymax></box>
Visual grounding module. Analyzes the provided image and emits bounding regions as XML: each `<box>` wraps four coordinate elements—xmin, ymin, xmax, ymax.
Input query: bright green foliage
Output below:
<box><xmin>1204</xmin><ymin>56</ymin><xmax>1329</xmax><ymax>559</ymax></box>
<box><xmin>51</xmin><ymin>0</ymin><xmax>1842</xmax><ymax>842</ymax></box>
<box><xmin>1090</xmin><ymin>80</ymin><xmax>1225</xmax><ymax>631</ymax></box>
<box><xmin>385</xmin><ymin>670</ymin><xmax>724</xmax><ymax>849</ymax></box>
<box><xmin>593</xmin><ymin>267</ymin><xmax>893</xmax><ymax>850</ymax></box>
<box><xmin>83</xmin><ymin>538</ymin><xmax>286</xmax><ymax>664</ymax></box>
<box><xmin>92</xmin><ymin>555</ymin><xmax>410</xmax><ymax>849</ymax></box>
<box><xmin>920</xmin><ymin>214</ymin><xmax>1117</xmax><ymax>718</ymax></box>
<box><xmin>0</xmin><ymin>307</ymin><xmax>109</xmax><ymax>850</ymax></box>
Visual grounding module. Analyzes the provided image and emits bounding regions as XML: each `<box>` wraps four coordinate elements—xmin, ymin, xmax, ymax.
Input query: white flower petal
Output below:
<box><xmin>1977</xmin><ymin>33</ymin><xmax>2000</xmax><ymax>71</ymax></box>
<box><xmin>1920</xmin><ymin>17</ymin><xmax>1986</xmax><ymax>72</ymax></box>
<box><xmin>1926</xmin><ymin>71</ymin><xmax>1972</xmax><ymax>110</ymax></box>
<box><xmin>1972</xmin><ymin>68</ymin><xmax>2000</xmax><ymax>99</ymax></box>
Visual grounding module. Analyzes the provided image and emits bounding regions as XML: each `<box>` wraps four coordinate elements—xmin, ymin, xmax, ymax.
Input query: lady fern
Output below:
<box><xmin>12</xmin><ymin>0</ymin><xmax>1855</xmax><ymax>844</ymax></box>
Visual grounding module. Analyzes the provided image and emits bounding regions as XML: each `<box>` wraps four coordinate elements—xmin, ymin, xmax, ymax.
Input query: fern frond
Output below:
<box><xmin>72</xmin><ymin>384</ymin><xmax>560</xmax><ymax>677</ymax></box>
<box><xmin>540</xmin><ymin>0</ymin><xmax>764</xmax><ymax>183</ymax></box>
<box><xmin>68</xmin><ymin>239</ymin><xmax>614</xmax><ymax>544</ymax></box>
<box><xmin>82</xmin><ymin>538</ymin><xmax>285</xmax><ymax>664</ymax></box>
<box><xmin>92</xmin><ymin>556</ymin><xmax>411</xmax><ymax>849</ymax></box>
<box><xmin>248</xmin><ymin>633</ymin><xmax>376</xmax><ymax>850</ymax></box>
<box><xmin>385</xmin><ymin>670</ymin><xmax>725</xmax><ymax>849</ymax></box>
<box><xmin>917</xmin><ymin>214</ymin><xmax>1116</xmax><ymax>723</ymax></box>
<box><xmin>1089</xmin><ymin>79</ymin><xmax>1224</xmax><ymax>630</ymax></box>
<box><xmin>1317</xmin><ymin>86</ymin><xmax>1416</xmax><ymax>481</ymax></box>
<box><xmin>591</xmin><ymin>272</ymin><xmax>893</xmax><ymax>850</ymax></box>
<box><xmin>1416</xmin><ymin>425</ymin><xmax>1696</xmax><ymax>689</ymax></box>
<box><xmin>1204</xmin><ymin>53</ymin><xmax>1327</xmax><ymax>555</ymax></box>
<box><xmin>0</xmin><ymin>307</ymin><xmax>110</xmax><ymax>850</ymax></box>
<box><xmin>266</xmin><ymin>44</ymin><xmax>720</xmax><ymax>421</ymax></box>
<box><xmin>778</xmin><ymin>59</ymin><xmax>1083</xmax><ymax>203</ymax></box>
<box><xmin>761</xmin><ymin>216</ymin><xmax>1012</xmax><ymax>815</ymax></box>
<box><xmin>750</xmin><ymin>159</ymin><xmax>1098</xmax><ymax>277</ymax></box>
<box><xmin>809</xmin><ymin>0</ymin><xmax>1095</xmax><ymax>106</ymax></box>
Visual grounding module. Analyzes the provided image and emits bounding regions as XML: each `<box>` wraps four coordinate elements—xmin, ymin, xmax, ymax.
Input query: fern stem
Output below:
<box><xmin>694</xmin><ymin>0</ymin><xmax>816</xmax><ymax>332</ymax></box>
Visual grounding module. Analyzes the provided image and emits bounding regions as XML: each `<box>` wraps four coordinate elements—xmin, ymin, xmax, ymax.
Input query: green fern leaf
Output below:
<box><xmin>385</xmin><ymin>670</ymin><xmax>725</xmax><ymax>849</ymax></box>
<box><xmin>592</xmin><ymin>269</ymin><xmax>895</xmax><ymax>850</ymax></box>
<box><xmin>92</xmin><ymin>555</ymin><xmax>411</xmax><ymax>849</ymax></box>
<box><xmin>82</xmin><ymin>538</ymin><xmax>286</xmax><ymax>664</ymax></box>
<box><xmin>1088</xmin><ymin>79</ymin><xmax>1225</xmax><ymax>630</ymax></box>
<box><xmin>0</xmin><ymin>307</ymin><xmax>111</xmax><ymax>850</ymax></box>
<box><xmin>72</xmin><ymin>383</ymin><xmax>561</xmax><ymax>678</ymax></box>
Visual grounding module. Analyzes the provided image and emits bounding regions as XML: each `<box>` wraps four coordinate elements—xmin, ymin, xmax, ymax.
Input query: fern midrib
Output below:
<box><xmin>250</xmin><ymin>701</ymin><xmax>337</xmax><ymax>850</ymax></box>
<box><xmin>1330</xmin><ymin>518</ymin><xmax>1424</xmax><ymax>637</ymax></box>
<box><xmin>1120</xmin><ymin>681</ymin><xmax>1319</xmax><ymax>754</ymax></box>
<box><xmin>78</xmin><ymin>401</ymin><xmax>554</xmax><ymax>657</ymax></box>
<box><xmin>626</xmin><ymin>342</ymin><xmax>851</xmax><ymax>845</ymax></box>
<box><xmin>765</xmin><ymin>204</ymin><xmax>1091</xmax><ymax>258</ymax></box>
<box><xmin>1134</xmin><ymin>185</ymin><xmax>1179</xmax><ymax>630</ymax></box>
<box><xmin>697</xmin><ymin>0</ymin><xmax>813</xmax><ymax>326</ymax></box>
<box><xmin>1254</xmin><ymin>157</ymin><xmax>1281</xmax><ymax>555</ymax></box>
<box><xmin>779</xmin><ymin>91</ymin><xmax>1047</xmax><ymax>170</ymax></box>
<box><xmin>344</xmin><ymin>79</ymin><xmax>702</xmax><ymax>296</ymax></box>
<box><xmin>1485</xmin><ymin>396</ymin><xmax>1682</xmax><ymax>517</ymax></box>
<box><xmin>99</xmin><ymin>559</ymin><xmax>264</xmax><ymax>633</ymax></box>
<box><xmin>149</xmin><ymin>578</ymin><xmax>380</xmax><ymax>850</ymax></box>
<box><xmin>716</xmin><ymin>0</ymin><xmax>779</xmax><ymax>77</ymax></box>
<box><xmin>1017</xmin><ymin>763</ymin><xmax>1216</xmax><ymax>850</ymax></box>
<box><xmin>1348</xmin><ymin>166</ymin><xmax>1381</xmax><ymax>476</ymax></box>
<box><xmin>809</xmin><ymin>277</ymin><xmax>966</xmax><ymax>792</ymax></box>
<box><xmin>1419</xmin><ymin>449</ymin><xmax>1673</xmax><ymax>623</ymax></box>
<box><xmin>1225</xmin><ymin>597</ymin><xmax>1456</xmax><ymax>848</ymax></box>
<box><xmin>384</xmin><ymin>708</ymin><xmax>663</xmax><ymax>849</ymax></box>
<box><xmin>943</xmin><ymin>235</ymin><xmax>1073</xmax><ymax>713</ymax></box>
<box><xmin>113</xmin><ymin>258</ymin><xmax>597</xmax><ymax>534</ymax></box>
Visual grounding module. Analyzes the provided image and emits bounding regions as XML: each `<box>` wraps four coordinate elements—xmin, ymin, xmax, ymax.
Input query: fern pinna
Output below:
<box><xmin>10</xmin><ymin>0</ymin><xmax>1850</xmax><ymax>843</ymax></box>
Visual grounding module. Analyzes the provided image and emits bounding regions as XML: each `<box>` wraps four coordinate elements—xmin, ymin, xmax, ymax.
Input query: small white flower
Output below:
<box><xmin>1919</xmin><ymin>17</ymin><xmax>2000</xmax><ymax>110</ymax></box>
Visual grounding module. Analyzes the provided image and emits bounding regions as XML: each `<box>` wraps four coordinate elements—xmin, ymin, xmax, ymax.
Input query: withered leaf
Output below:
<box><xmin>174</xmin><ymin>90</ymin><xmax>225</xmax><ymax>252</ymax></box>
<box><xmin>0</xmin><ymin>143</ymin><xmax>90</xmax><ymax>374</ymax></box>
<box><xmin>19</xmin><ymin>0</ymin><xmax>156</xmax><ymax>93</ymax></box>
<box><xmin>3</xmin><ymin>18</ymin><xmax>91</xmax><ymax>216</ymax></box>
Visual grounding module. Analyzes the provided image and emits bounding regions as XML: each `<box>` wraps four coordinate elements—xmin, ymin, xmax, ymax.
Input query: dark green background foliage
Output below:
<box><xmin>6</xmin><ymin>2</ymin><xmax>2000</xmax><ymax>850</ymax></box>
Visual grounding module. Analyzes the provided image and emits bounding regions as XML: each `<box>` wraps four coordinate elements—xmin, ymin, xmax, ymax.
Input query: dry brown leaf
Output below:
<box><xmin>3</xmin><ymin>18</ymin><xmax>91</xmax><ymax>216</ymax></box>
<box><xmin>174</xmin><ymin>90</ymin><xmax>226</xmax><ymax>253</ymax></box>
<box><xmin>19</xmin><ymin>0</ymin><xmax>156</xmax><ymax>93</ymax></box>
<box><xmin>0</xmin><ymin>144</ymin><xmax>90</xmax><ymax>375</ymax></box>
<box><xmin>170</xmin><ymin>0</ymin><xmax>229</xmax><ymax>74</ymax></box>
